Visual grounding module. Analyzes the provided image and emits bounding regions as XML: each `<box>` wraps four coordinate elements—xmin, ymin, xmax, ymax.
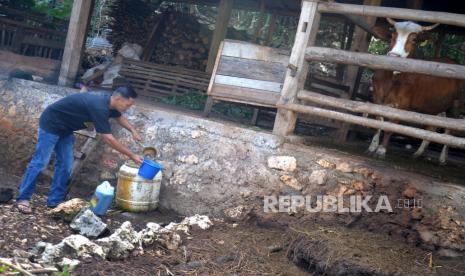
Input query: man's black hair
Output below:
<box><xmin>113</xmin><ymin>85</ymin><xmax>137</xmax><ymax>99</ymax></box>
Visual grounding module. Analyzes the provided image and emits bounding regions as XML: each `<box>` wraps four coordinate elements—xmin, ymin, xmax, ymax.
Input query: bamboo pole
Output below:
<box><xmin>278</xmin><ymin>103</ymin><xmax>465</xmax><ymax>149</ymax></box>
<box><xmin>305</xmin><ymin>47</ymin><xmax>465</xmax><ymax>80</ymax></box>
<box><xmin>316</xmin><ymin>2</ymin><xmax>465</xmax><ymax>28</ymax></box>
<box><xmin>298</xmin><ymin>90</ymin><xmax>465</xmax><ymax>132</ymax></box>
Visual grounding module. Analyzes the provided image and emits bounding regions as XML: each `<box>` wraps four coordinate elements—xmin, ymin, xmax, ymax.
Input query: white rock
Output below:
<box><xmin>62</xmin><ymin>235</ymin><xmax>105</xmax><ymax>259</ymax></box>
<box><xmin>280</xmin><ymin>175</ymin><xmax>303</xmax><ymax>190</ymax></box>
<box><xmin>158</xmin><ymin>232</ymin><xmax>182</xmax><ymax>250</ymax></box>
<box><xmin>40</xmin><ymin>243</ymin><xmax>63</xmax><ymax>264</ymax></box>
<box><xmin>117</xmin><ymin>43</ymin><xmax>143</xmax><ymax>60</ymax></box>
<box><xmin>96</xmin><ymin>221</ymin><xmax>141</xmax><ymax>260</ymax></box>
<box><xmin>224</xmin><ymin>205</ymin><xmax>250</xmax><ymax>221</ymax></box>
<box><xmin>178</xmin><ymin>155</ymin><xmax>199</xmax><ymax>165</ymax></box>
<box><xmin>309</xmin><ymin>170</ymin><xmax>328</xmax><ymax>185</ymax></box>
<box><xmin>59</xmin><ymin>258</ymin><xmax>80</xmax><ymax>271</ymax></box>
<box><xmin>191</xmin><ymin>130</ymin><xmax>202</xmax><ymax>139</ymax></box>
<box><xmin>138</xmin><ymin>222</ymin><xmax>162</xmax><ymax>246</ymax></box>
<box><xmin>181</xmin><ymin>214</ymin><xmax>213</xmax><ymax>230</ymax></box>
<box><xmin>70</xmin><ymin>209</ymin><xmax>107</xmax><ymax>238</ymax></box>
<box><xmin>164</xmin><ymin>222</ymin><xmax>190</xmax><ymax>234</ymax></box>
<box><xmin>267</xmin><ymin>156</ymin><xmax>297</xmax><ymax>172</ymax></box>
<box><xmin>40</xmin><ymin>235</ymin><xmax>105</xmax><ymax>264</ymax></box>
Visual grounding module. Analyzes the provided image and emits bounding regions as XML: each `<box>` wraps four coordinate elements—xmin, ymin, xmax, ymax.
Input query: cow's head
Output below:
<box><xmin>374</xmin><ymin>18</ymin><xmax>439</xmax><ymax>58</ymax></box>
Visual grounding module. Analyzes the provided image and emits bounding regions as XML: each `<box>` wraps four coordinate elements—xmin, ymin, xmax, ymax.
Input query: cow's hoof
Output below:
<box><xmin>374</xmin><ymin>146</ymin><xmax>386</xmax><ymax>159</ymax></box>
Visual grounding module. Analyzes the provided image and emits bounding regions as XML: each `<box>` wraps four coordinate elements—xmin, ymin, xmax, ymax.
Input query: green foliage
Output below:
<box><xmin>368</xmin><ymin>38</ymin><xmax>389</xmax><ymax>55</ymax></box>
<box><xmin>54</xmin><ymin>264</ymin><xmax>70</xmax><ymax>276</ymax></box>
<box><xmin>212</xmin><ymin>102</ymin><xmax>253</xmax><ymax>120</ymax></box>
<box><xmin>0</xmin><ymin>265</ymin><xmax>18</xmax><ymax>274</ymax></box>
<box><xmin>161</xmin><ymin>90</ymin><xmax>253</xmax><ymax>120</ymax></box>
<box><xmin>33</xmin><ymin>0</ymin><xmax>74</xmax><ymax>20</ymax></box>
<box><xmin>162</xmin><ymin>90</ymin><xmax>207</xmax><ymax>110</ymax></box>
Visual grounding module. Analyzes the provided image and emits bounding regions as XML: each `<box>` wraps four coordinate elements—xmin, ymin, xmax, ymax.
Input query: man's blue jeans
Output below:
<box><xmin>17</xmin><ymin>128</ymin><xmax>75</xmax><ymax>207</ymax></box>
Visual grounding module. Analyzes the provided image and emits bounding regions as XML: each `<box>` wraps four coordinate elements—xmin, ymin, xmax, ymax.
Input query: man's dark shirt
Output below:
<box><xmin>39</xmin><ymin>92</ymin><xmax>121</xmax><ymax>136</ymax></box>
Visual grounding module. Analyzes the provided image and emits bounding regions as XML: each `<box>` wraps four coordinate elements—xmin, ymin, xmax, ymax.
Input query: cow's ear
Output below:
<box><xmin>371</xmin><ymin>26</ymin><xmax>391</xmax><ymax>42</ymax></box>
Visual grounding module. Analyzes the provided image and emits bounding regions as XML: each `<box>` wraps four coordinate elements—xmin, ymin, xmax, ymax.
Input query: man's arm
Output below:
<box><xmin>115</xmin><ymin>116</ymin><xmax>142</xmax><ymax>141</ymax></box>
<box><xmin>101</xmin><ymin>133</ymin><xmax>143</xmax><ymax>164</ymax></box>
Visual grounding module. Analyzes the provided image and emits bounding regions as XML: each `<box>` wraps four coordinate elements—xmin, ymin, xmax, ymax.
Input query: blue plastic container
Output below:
<box><xmin>90</xmin><ymin>181</ymin><xmax>115</xmax><ymax>216</ymax></box>
<box><xmin>138</xmin><ymin>159</ymin><xmax>163</xmax><ymax>180</ymax></box>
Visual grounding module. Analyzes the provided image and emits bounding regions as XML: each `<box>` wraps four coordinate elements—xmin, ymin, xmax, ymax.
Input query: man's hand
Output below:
<box><xmin>101</xmin><ymin>133</ymin><xmax>144</xmax><ymax>165</ymax></box>
<box><xmin>131</xmin><ymin>153</ymin><xmax>144</xmax><ymax>165</ymax></box>
<box><xmin>132</xmin><ymin>130</ymin><xmax>143</xmax><ymax>142</ymax></box>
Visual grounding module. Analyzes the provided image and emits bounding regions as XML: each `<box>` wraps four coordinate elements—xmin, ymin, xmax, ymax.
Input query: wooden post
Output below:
<box><xmin>337</xmin><ymin>0</ymin><xmax>381</xmax><ymax>141</ymax></box>
<box><xmin>206</xmin><ymin>0</ymin><xmax>233</xmax><ymax>74</ymax></box>
<box><xmin>272</xmin><ymin>0</ymin><xmax>321</xmax><ymax>136</ymax></box>
<box><xmin>58</xmin><ymin>0</ymin><xmax>94</xmax><ymax>86</ymax></box>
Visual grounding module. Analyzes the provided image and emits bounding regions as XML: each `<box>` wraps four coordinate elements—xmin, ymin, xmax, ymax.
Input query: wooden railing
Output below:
<box><xmin>273</xmin><ymin>0</ymin><xmax>465</xmax><ymax>149</ymax></box>
<box><xmin>0</xmin><ymin>8</ymin><xmax>67</xmax><ymax>60</ymax></box>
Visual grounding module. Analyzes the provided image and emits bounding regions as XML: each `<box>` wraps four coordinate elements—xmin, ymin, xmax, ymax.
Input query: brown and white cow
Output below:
<box><xmin>368</xmin><ymin>18</ymin><xmax>462</xmax><ymax>163</ymax></box>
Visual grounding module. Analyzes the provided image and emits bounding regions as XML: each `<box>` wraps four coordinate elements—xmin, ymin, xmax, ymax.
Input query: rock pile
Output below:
<box><xmin>31</xmin><ymin>214</ymin><xmax>213</xmax><ymax>270</ymax></box>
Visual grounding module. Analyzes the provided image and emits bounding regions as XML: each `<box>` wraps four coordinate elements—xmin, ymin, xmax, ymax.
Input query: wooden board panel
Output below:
<box><xmin>214</xmin><ymin>75</ymin><xmax>282</xmax><ymax>93</ymax></box>
<box><xmin>211</xmin><ymin>83</ymin><xmax>280</xmax><ymax>107</ymax></box>
<box><xmin>0</xmin><ymin>50</ymin><xmax>60</xmax><ymax>81</ymax></box>
<box><xmin>124</xmin><ymin>58</ymin><xmax>210</xmax><ymax>78</ymax></box>
<box><xmin>221</xmin><ymin>39</ymin><xmax>289</xmax><ymax>64</ymax></box>
<box><xmin>217</xmin><ymin>55</ymin><xmax>286</xmax><ymax>83</ymax></box>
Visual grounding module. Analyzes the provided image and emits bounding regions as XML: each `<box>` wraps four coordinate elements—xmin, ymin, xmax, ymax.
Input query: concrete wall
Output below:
<box><xmin>1</xmin><ymin>78</ymin><xmax>465</xmax><ymax>257</ymax></box>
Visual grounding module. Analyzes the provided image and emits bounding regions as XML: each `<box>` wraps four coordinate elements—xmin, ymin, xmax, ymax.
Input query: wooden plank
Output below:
<box><xmin>217</xmin><ymin>56</ymin><xmax>286</xmax><ymax>83</ymax></box>
<box><xmin>120</xmin><ymin>66</ymin><xmax>210</xmax><ymax>85</ymax></box>
<box><xmin>124</xmin><ymin>58</ymin><xmax>211</xmax><ymax>78</ymax></box>
<box><xmin>22</xmin><ymin>34</ymin><xmax>65</xmax><ymax>50</ymax></box>
<box><xmin>305</xmin><ymin>47</ymin><xmax>465</xmax><ymax>80</ymax></box>
<box><xmin>298</xmin><ymin>90</ymin><xmax>465</xmax><ymax>132</ymax></box>
<box><xmin>214</xmin><ymin>75</ymin><xmax>282</xmax><ymax>92</ymax></box>
<box><xmin>142</xmin><ymin>13</ymin><xmax>165</xmax><ymax>61</ymax></box>
<box><xmin>120</xmin><ymin>69</ymin><xmax>209</xmax><ymax>90</ymax></box>
<box><xmin>211</xmin><ymin>83</ymin><xmax>280</xmax><ymax>107</ymax></box>
<box><xmin>58</xmin><ymin>0</ymin><xmax>95</xmax><ymax>86</ymax></box>
<box><xmin>0</xmin><ymin>50</ymin><xmax>60</xmax><ymax>81</ymax></box>
<box><xmin>206</xmin><ymin>0</ymin><xmax>233</xmax><ymax>73</ymax></box>
<box><xmin>279</xmin><ymin>102</ymin><xmax>465</xmax><ymax>149</ymax></box>
<box><xmin>272</xmin><ymin>0</ymin><xmax>321</xmax><ymax>136</ymax></box>
<box><xmin>317</xmin><ymin>2</ymin><xmax>465</xmax><ymax>28</ymax></box>
<box><xmin>221</xmin><ymin>39</ymin><xmax>289</xmax><ymax>64</ymax></box>
<box><xmin>0</xmin><ymin>18</ymin><xmax>66</xmax><ymax>37</ymax></box>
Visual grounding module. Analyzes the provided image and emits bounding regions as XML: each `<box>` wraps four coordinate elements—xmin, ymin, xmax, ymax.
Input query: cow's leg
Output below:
<box><xmin>368</xmin><ymin>129</ymin><xmax>382</xmax><ymax>153</ymax></box>
<box><xmin>439</xmin><ymin>129</ymin><xmax>450</xmax><ymax>165</ymax></box>
<box><xmin>413</xmin><ymin>113</ymin><xmax>446</xmax><ymax>161</ymax></box>
<box><xmin>375</xmin><ymin>130</ymin><xmax>392</xmax><ymax>159</ymax></box>
<box><xmin>367</xmin><ymin>117</ymin><xmax>383</xmax><ymax>154</ymax></box>
<box><xmin>413</xmin><ymin>126</ymin><xmax>436</xmax><ymax>159</ymax></box>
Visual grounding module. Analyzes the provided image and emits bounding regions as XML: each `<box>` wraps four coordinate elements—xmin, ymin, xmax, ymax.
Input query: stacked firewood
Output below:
<box><xmin>149</xmin><ymin>11</ymin><xmax>211</xmax><ymax>71</ymax></box>
<box><xmin>106</xmin><ymin>0</ymin><xmax>160</xmax><ymax>52</ymax></box>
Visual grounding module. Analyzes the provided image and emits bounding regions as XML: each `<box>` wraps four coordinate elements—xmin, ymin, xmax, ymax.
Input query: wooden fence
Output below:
<box><xmin>120</xmin><ymin>58</ymin><xmax>211</xmax><ymax>99</ymax></box>
<box><xmin>273</xmin><ymin>0</ymin><xmax>465</xmax><ymax>149</ymax></box>
<box><xmin>0</xmin><ymin>8</ymin><xmax>67</xmax><ymax>60</ymax></box>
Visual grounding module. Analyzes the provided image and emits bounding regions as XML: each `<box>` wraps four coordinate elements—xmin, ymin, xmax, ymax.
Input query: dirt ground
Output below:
<box><xmin>1</xmin><ymin>170</ymin><xmax>465</xmax><ymax>276</ymax></box>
